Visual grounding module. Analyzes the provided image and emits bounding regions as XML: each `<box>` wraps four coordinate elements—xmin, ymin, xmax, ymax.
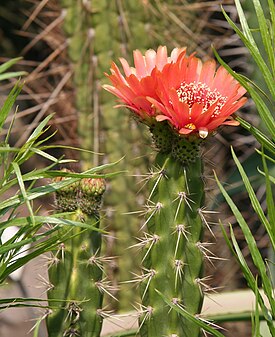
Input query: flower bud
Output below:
<box><xmin>53</xmin><ymin>169</ymin><xmax>79</xmax><ymax>212</ymax></box>
<box><xmin>79</xmin><ymin>178</ymin><xmax>106</xmax><ymax>215</ymax></box>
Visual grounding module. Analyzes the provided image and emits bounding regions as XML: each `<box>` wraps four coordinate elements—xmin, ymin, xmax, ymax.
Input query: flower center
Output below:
<box><xmin>176</xmin><ymin>81</ymin><xmax>227</xmax><ymax>116</ymax></box>
<box><xmin>184</xmin><ymin>123</ymin><xmax>196</xmax><ymax>130</ymax></box>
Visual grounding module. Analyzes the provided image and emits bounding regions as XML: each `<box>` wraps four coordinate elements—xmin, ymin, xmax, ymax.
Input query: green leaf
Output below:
<box><xmin>0</xmin><ymin>226</ymin><xmax>58</xmax><ymax>256</ymax></box>
<box><xmin>220</xmin><ymin>223</ymin><xmax>274</xmax><ymax>333</ymax></box>
<box><xmin>252</xmin><ymin>278</ymin><xmax>261</xmax><ymax>337</ymax></box>
<box><xmin>0</xmin><ymin>57</ymin><xmax>23</xmax><ymax>74</ymax></box>
<box><xmin>215</xmin><ymin>171</ymin><xmax>275</xmax><ymax>321</ymax></box>
<box><xmin>236</xmin><ymin>117</ymin><xmax>275</xmax><ymax>154</ymax></box>
<box><xmin>0</xmin><ymin>231</ymin><xmax>65</xmax><ymax>281</ymax></box>
<box><xmin>12</xmin><ymin>162</ymin><xmax>35</xmax><ymax>225</ymax></box>
<box><xmin>268</xmin><ymin>0</ymin><xmax>275</xmax><ymax>38</ymax></box>
<box><xmin>103</xmin><ymin>331</ymin><xmax>138</xmax><ymax>337</ymax></box>
<box><xmin>223</xmin><ymin>3</ymin><xmax>275</xmax><ymax>100</ymax></box>
<box><xmin>257</xmin><ymin>168</ymin><xmax>275</xmax><ymax>184</ymax></box>
<box><xmin>252</xmin><ymin>0</ymin><xmax>275</xmax><ymax>74</ymax></box>
<box><xmin>261</xmin><ymin>149</ymin><xmax>275</xmax><ymax>234</ymax></box>
<box><xmin>0</xmin><ymin>147</ymin><xmax>20</xmax><ymax>153</ymax></box>
<box><xmin>0</xmin><ymin>72</ymin><xmax>27</xmax><ymax>81</ymax></box>
<box><xmin>231</xmin><ymin>147</ymin><xmax>275</xmax><ymax>249</ymax></box>
<box><xmin>207</xmin><ymin>310</ymin><xmax>265</xmax><ymax>323</ymax></box>
<box><xmin>0</xmin><ymin>297</ymin><xmax>45</xmax><ymax>304</ymax></box>
<box><xmin>234</xmin><ymin>0</ymin><xmax>257</xmax><ymax>47</ymax></box>
<box><xmin>0</xmin><ymin>175</ymin><xmax>99</xmax><ymax>212</ymax></box>
<box><xmin>255</xmin><ymin>149</ymin><xmax>275</xmax><ymax>163</ymax></box>
<box><xmin>12</xmin><ymin>115</ymin><xmax>53</xmax><ymax>165</ymax></box>
<box><xmin>0</xmin><ymin>82</ymin><xmax>22</xmax><ymax>131</ymax></box>
<box><xmin>27</xmin><ymin>114</ymin><xmax>53</xmax><ymax>143</ymax></box>
<box><xmin>0</xmin><ymin>214</ymin><xmax>104</xmax><ymax>233</ymax></box>
<box><xmin>32</xmin><ymin>317</ymin><xmax>43</xmax><ymax>337</ymax></box>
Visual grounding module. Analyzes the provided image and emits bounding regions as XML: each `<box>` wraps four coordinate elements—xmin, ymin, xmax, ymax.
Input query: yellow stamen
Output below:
<box><xmin>184</xmin><ymin>123</ymin><xmax>196</xmax><ymax>130</ymax></box>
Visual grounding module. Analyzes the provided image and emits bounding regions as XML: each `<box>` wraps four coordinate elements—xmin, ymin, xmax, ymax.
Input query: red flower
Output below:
<box><xmin>103</xmin><ymin>46</ymin><xmax>247</xmax><ymax>138</ymax></box>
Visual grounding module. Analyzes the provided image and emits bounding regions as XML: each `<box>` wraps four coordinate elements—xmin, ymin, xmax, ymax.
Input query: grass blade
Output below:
<box><xmin>235</xmin><ymin>116</ymin><xmax>275</xmax><ymax>154</ymax></box>
<box><xmin>220</xmin><ymin>223</ymin><xmax>274</xmax><ymax>334</ymax></box>
<box><xmin>252</xmin><ymin>0</ymin><xmax>274</xmax><ymax>74</ymax></box>
<box><xmin>0</xmin><ymin>72</ymin><xmax>27</xmax><ymax>81</ymax></box>
<box><xmin>234</xmin><ymin>0</ymin><xmax>257</xmax><ymax>46</ymax></box>
<box><xmin>0</xmin><ymin>57</ymin><xmax>23</xmax><ymax>74</ymax></box>
<box><xmin>215</xmin><ymin>171</ymin><xmax>275</xmax><ymax>318</ymax></box>
<box><xmin>231</xmin><ymin>147</ymin><xmax>274</xmax><ymax>249</ymax></box>
<box><xmin>222</xmin><ymin>4</ymin><xmax>275</xmax><ymax>100</ymax></box>
<box><xmin>12</xmin><ymin>162</ymin><xmax>35</xmax><ymax>226</ymax></box>
<box><xmin>0</xmin><ymin>82</ymin><xmax>22</xmax><ymax>131</ymax></box>
<box><xmin>261</xmin><ymin>149</ymin><xmax>275</xmax><ymax>233</ymax></box>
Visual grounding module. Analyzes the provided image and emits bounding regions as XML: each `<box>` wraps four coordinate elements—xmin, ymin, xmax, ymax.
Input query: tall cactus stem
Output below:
<box><xmin>139</xmin><ymin>152</ymin><xmax>204</xmax><ymax>337</ymax></box>
<box><xmin>46</xmin><ymin>176</ymin><xmax>106</xmax><ymax>337</ymax></box>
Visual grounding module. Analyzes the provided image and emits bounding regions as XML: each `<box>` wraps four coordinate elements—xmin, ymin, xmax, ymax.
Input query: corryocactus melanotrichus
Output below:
<box><xmin>104</xmin><ymin>46</ymin><xmax>247</xmax><ymax>336</ymax></box>
<box><xmin>46</xmin><ymin>174</ymin><xmax>106</xmax><ymax>337</ymax></box>
<box><xmin>138</xmin><ymin>150</ymin><xmax>204</xmax><ymax>336</ymax></box>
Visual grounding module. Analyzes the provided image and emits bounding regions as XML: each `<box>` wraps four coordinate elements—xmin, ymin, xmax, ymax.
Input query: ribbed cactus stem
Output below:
<box><xmin>47</xmin><ymin>176</ymin><xmax>106</xmax><ymax>337</ymax></box>
<box><xmin>140</xmin><ymin>152</ymin><xmax>204</xmax><ymax>337</ymax></box>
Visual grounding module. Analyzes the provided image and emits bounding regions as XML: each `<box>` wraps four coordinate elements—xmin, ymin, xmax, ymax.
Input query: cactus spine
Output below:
<box><xmin>46</xmin><ymin>175</ymin><xmax>106</xmax><ymax>337</ymax></box>
<box><xmin>138</xmin><ymin>135</ymin><xmax>204</xmax><ymax>336</ymax></box>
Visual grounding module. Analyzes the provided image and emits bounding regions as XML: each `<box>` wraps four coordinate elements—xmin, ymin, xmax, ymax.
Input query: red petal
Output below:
<box><xmin>120</xmin><ymin>58</ymin><xmax>133</xmax><ymax>77</ymax></box>
<box><xmin>199</xmin><ymin>60</ymin><xmax>216</xmax><ymax>87</ymax></box>
<box><xmin>169</xmin><ymin>89</ymin><xmax>190</xmax><ymax>128</ymax></box>
<box><xmin>147</xmin><ymin>97</ymin><xmax>168</xmax><ymax>116</ymax></box>
<box><xmin>220</xmin><ymin>97</ymin><xmax>247</xmax><ymax>117</ymax></box>
<box><xmin>133</xmin><ymin>50</ymin><xmax>147</xmax><ymax>79</ymax></box>
<box><xmin>132</xmin><ymin>97</ymin><xmax>154</xmax><ymax>115</ymax></box>
<box><xmin>144</xmin><ymin>49</ymin><xmax>157</xmax><ymax>73</ymax></box>
<box><xmin>179</xmin><ymin>128</ymin><xmax>193</xmax><ymax>135</ymax></box>
<box><xmin>156</xmin><ymin>46</ymin><xmax>168</xmax><ymax>70</ymax></box>
<box><xmin>190</xmin><ymin>103</ymin><xmax>204</xmax><ymax>121</ymax></box>
<box><xmin>193</xmin><ymin>101</ymin><xmax>219</xmax><ymax>127</ymax></box>
<box><xmin>185</xmin><ymin>56</ymin><xmax>201</xmax><ymax>83</ymax></box>
<box><xmin>222</xmin><ymin>120</ymin><xmax>240</xmax><ymax>126</ymax></box>
<box><xmin>156</xmin><ymin>115</ymin><xmax>170</xmax><ymax>122</ymax></box>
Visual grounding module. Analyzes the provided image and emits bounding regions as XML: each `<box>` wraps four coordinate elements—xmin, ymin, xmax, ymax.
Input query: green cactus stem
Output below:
<box><xmin>138</xmin><ymin>149</ymin><xmax>204</xmax><ymax>337</ymax></box>
<box><xmin>46</xmin><ymin>176</ymin><xmax>106</xmax><ymax>337</ymax></box>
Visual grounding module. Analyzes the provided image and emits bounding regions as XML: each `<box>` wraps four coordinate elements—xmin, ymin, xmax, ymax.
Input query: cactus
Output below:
<box><xmin>59</xmin><ymin>1</ymin><xmax>152</xmax><ymax>309</ymax></box>
<box><xmin>46</xmin><ymin>174</ymin><xmax>106</xmax><ymax>337</ymax></box>
<box><xmin>58</xmin><ymin>0</ymin><xmax>213</xmax><ymax>310</ymax></box>
<box><xmin>104</xmin><ymin>46</ymin><xmax>247</xmax><ymax>335</ymax></box>
<box><xmin>138</xmin><ymin>149</ymin><xmax>204</xmax><ymax>336</ymax></box>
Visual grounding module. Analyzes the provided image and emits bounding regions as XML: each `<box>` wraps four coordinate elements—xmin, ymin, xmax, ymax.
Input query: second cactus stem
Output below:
<box><xmin>139</xmin><ymin>152</ymin><xmax>204</xmax><ymax>337</ymax></box>
<box><xmin>46</xmin><ymin>176</ymin><xmax>106</xmax><ymax>337</ymax></box>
